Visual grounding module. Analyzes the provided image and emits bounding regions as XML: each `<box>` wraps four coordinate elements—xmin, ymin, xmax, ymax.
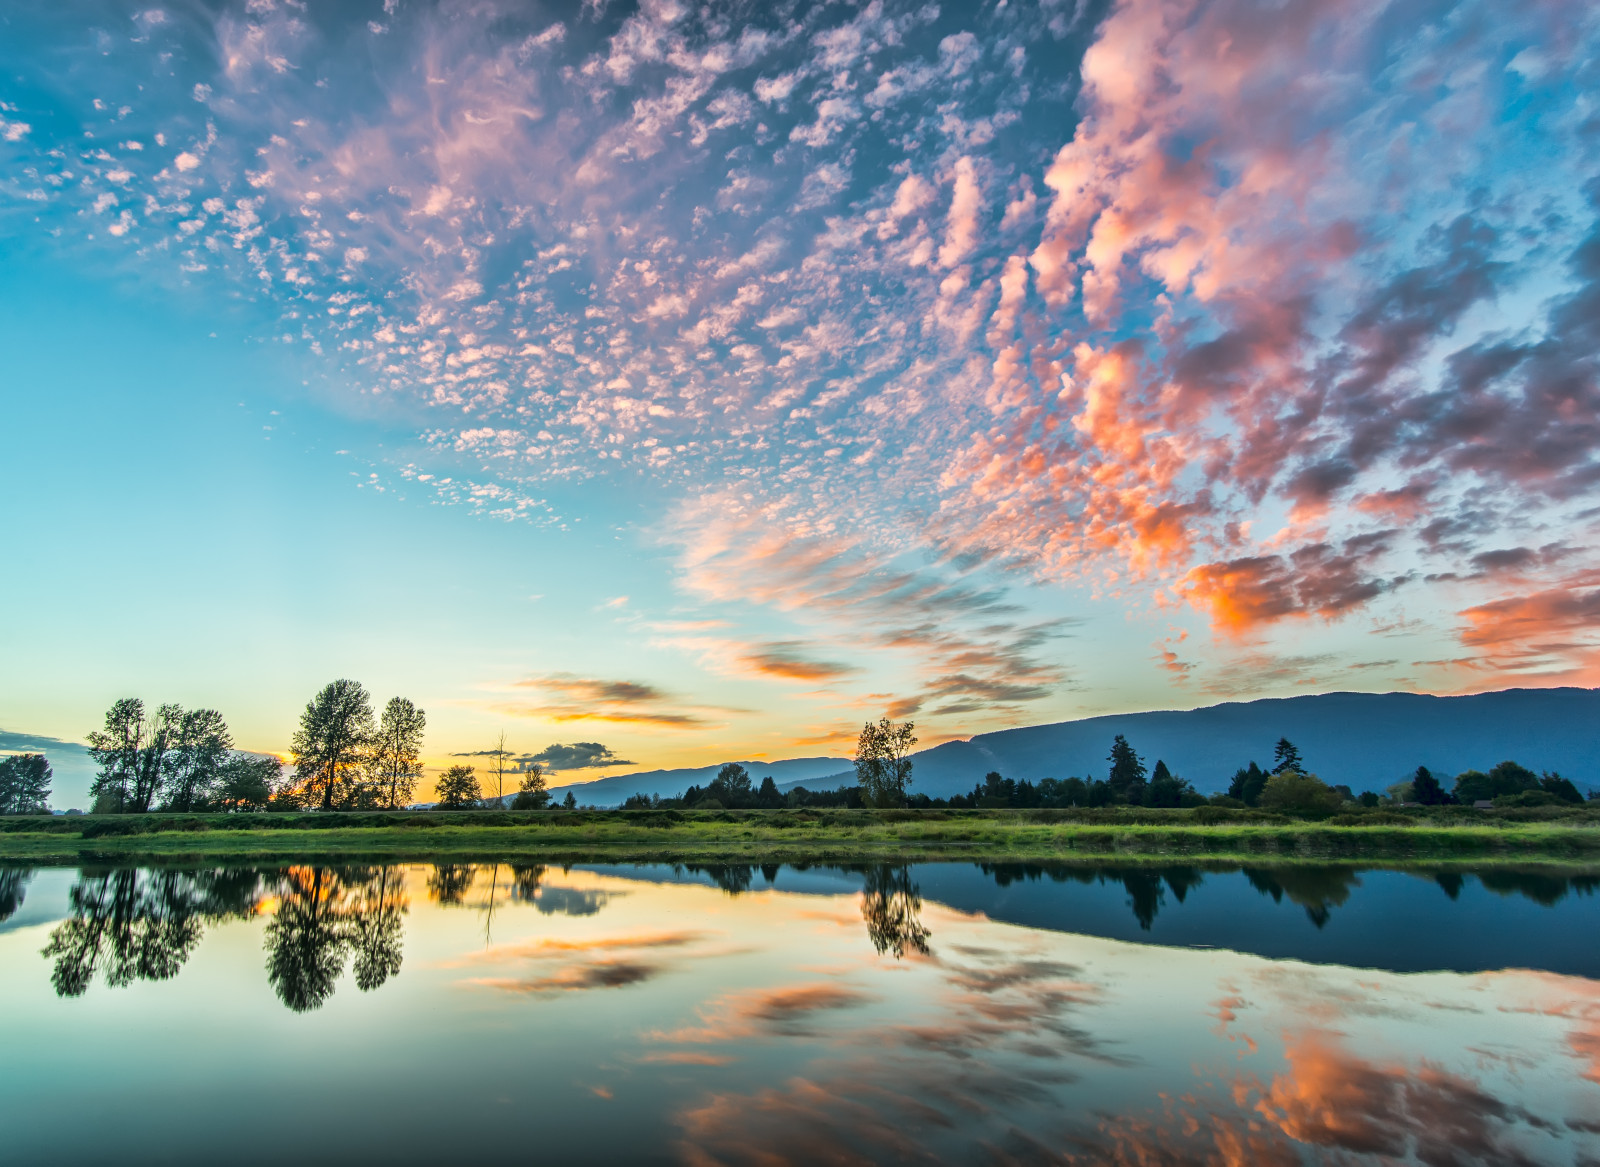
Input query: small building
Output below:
<box><xmin>1473</xmin><ymin>800</ymin><xmax>1494</xmax><ymax>810</ymax></box>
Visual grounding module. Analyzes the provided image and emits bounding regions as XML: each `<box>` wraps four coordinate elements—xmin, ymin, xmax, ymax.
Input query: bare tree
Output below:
<box><xmin>486</xmin><ymin>731</ymin><xmax>512</xmax><ymax>808</ymax></box>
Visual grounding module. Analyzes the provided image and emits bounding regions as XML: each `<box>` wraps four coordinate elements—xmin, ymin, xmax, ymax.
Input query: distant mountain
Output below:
<box><xmin>778</xmin><ymin>688</ymin><xmax>1600</xmax><ymax>798</ymax></box>
<box><xmin>513</xmin><ymin>756</ymin><xmax>852</xmax><ymax>808</ymax></box>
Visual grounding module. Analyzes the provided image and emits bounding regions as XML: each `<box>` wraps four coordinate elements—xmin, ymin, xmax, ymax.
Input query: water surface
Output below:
<box><xmin>3</xmin><ymin>860</ymin><xmax>1597</xmax><ymax>1164</ymax></box>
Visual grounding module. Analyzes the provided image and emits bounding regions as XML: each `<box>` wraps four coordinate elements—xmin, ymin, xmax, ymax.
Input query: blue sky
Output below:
<box><xmin>2</xmin><ymin>0</ymin><xmax>1598</xmax><ymax>804</ymax></box>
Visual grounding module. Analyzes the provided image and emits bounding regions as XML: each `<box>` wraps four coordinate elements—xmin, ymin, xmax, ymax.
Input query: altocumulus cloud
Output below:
<box><xmin>5</xmin><ymin>0</ymin><xmax>1600</xmax><ymax>700</ymax></box>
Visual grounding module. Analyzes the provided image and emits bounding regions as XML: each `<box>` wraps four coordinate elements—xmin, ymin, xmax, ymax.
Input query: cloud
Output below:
<box><xmin>523</xmin><ymin>742</ymin><xmax>635</xmax><ymax>771</ymax></box>
<box><xmin>5</xmin><ymin>0</ymin><xmax>1600</xmax><ymax>697</ymax></box>
<box><xmin>503</xmin><ymin>675</ymin><xmax>712</xmax><ymax>728</ymax></box>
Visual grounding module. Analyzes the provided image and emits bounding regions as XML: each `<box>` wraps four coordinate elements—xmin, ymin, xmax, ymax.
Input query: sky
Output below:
<box><xmin>2</xmin><ymin>0</ymin><xmax>1598</xmax><ymax>802</ymax></box>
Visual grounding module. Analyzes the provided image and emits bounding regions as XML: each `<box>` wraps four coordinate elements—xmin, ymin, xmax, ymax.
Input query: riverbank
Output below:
<box><xmin>2</xmin><ymin>806</ymin><xmax>1599</xmax><ymax>864</ymax></box>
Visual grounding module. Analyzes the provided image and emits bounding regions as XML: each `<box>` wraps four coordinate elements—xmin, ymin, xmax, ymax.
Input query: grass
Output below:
<box><xmin>2</xmin><ymin>805</ymin><xmax>1600</xmax><ymax>864</ymax></box>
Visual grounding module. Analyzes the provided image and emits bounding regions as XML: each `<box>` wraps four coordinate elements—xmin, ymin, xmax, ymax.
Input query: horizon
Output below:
<box><xmin>4</xmin><ymin>0</ymin><xmax>1598</xmax><ymax>806</ymax></box>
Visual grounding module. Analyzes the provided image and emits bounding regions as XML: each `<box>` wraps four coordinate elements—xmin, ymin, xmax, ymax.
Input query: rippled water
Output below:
<box><xmin>3</xmin><ymin>861</ymin><xmax>1597</xmax><ymax>1164</ymax></box>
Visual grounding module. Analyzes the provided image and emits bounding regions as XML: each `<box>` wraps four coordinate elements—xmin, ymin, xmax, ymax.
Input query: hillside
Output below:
<box><xmin>778</xmin><ymin>688</ymin><xmax>1600</xmax><ymax>799</ymax></box>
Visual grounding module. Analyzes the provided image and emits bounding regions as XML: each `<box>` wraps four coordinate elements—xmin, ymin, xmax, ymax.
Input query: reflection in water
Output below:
<box><xmin>1243</xmin><ymin>866</ymin><xmax>1361</xmax><ymax>929</ymax></box>
<box><xmin>861</xmin><ymin>866</ymin><xmax>931</xmax><ymax>958</ymax></box>
<box><xmin>982</xmin><ymin>863</ymin><xmax>1207</xmax><ymax>930</ymax></box>
<box><xmin>40</xmin><ymin>865</ymin><xmax>407</xmax><ymax>1011</ymax></box>
<box><xmin>43</xmin><ymin>867</ymin><xmax>260</xmax><ymax>997</ymax></box>
<box><xmin>426</xmin><ymin>863</ymin><xmax>478</xmax><ymax>906</ymax></box>
<box><xmin>265</xmin><ymin>866</ymin><xmax>408</xmax><ymax>1011</ymax></box>
<box><xmin>0</xmin><ymin>867</ymin><xmax>32</xmax><ymax>923</ymax></box>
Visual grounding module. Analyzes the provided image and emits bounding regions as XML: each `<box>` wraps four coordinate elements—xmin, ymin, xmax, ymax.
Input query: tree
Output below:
<box><xmin>1272</xmin><ymin>738</ymin><xmax>1304</xmax><ymax>775</ymax></box>
<box><xmin>1227</xmin><ymin>762</ymin><xmax>1269</xmax><ymax>806</ymax></box>
<box><xmin>861</xmin><ymin>866</ymin><xmax>931</xmax><ymax>958</ymax></box>
<box><xmin>1143</xmin><ymin>760</ymin><xmax>1198</xmax><ymax>808</ymax></box>
<box><xmin>1259</xmin><ymin>770</ymin><xmax>1341</xmax><ymax>815</ymax></box>
<box><xmin>1107</xmin><ymin>735</ymin><xmax>1146</xmax><ymax>803</ymax></box>
<box><xmin>0</xmin><ymin>754</ymin><xmax>52</xmax><ymax>814</ymax></box>
<box><xmin>370</xmin><ymin>697</ymin><xmax>426</xmax><ymax>809</ymax></box>
<box><xmin>162</xmin><ymin>709</ymin><xmax>233</xmax><ymax>812</ymax></box>
<box><xmin>855</xmin><ymin>718</ymin><xmax>917</xmax><ymax>807</ymax></box>
<box><xmin>510</xmin><ymin>760</ymin><xmax>549</xmax><ymax>810</ymax></box>
<box><xmin>1453</xmin><ymin>760</ymin><xmax>1540</xmax><ymax>804</ymax></box>
<box><xmin>1411</xmin><ymin>766</ymin><xmax>1452</xmax><ymax>806</ymax></box>
<box><xmin>216</xmin><ymin>754</ymin><xmax>281</xmax><ymax>812</ymax></box>
<box><xmin>708</xmin><ymin>763</ymin><xmax>753</xmax><ymax>807</ymax></box>
<box><xmin>435</xmin><ymin>764</ymin><xmax>481</xmax><ymax>810</ymax></box>
<box><xmin>562</xmin><ymin>791</ymin><xmax>577</xmax><ymax>810</ymax></box>
<box><xmin>290</xmin><ymin>680</ymin><xmax>376</xmax><ymax>811</ymax></box>
<box><xmin>756</xmin><ymin>776</ymin><xmax>783</xmax><ymax>808</ymax></box>
<box><xmin>1540</xmin><ymin>771</ymin><xmax>1584</xmax><ymax>804</ymax></box>
<box><xmin>87</xmin><ymin>698</ymin><xmax>183</xmax><ymax>813</ymax></box>
<box><xmin>485</xmin><ymin>730</ymin><xmax>512</xmax><ymax>808</ymax></box>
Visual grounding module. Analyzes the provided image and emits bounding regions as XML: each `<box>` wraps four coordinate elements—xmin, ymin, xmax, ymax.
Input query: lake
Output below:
<box><xmin>3</xmin><ymin>860</ymin><xmax>1598</xmax><ymax>1164</ymax></box>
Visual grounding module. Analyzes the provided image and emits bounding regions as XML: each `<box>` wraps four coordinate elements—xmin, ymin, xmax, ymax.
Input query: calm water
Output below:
<box><xmin>3</xmin><ymin>860</ymin><xmax>1598</xmax><ymax>1165</ymax></box>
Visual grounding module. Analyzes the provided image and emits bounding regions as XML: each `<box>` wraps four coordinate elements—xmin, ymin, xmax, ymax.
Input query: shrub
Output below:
<box><xmin>1259</xmin><ymin>771</ymin><xmax>1342</xmax><ymax>816</ymax></box>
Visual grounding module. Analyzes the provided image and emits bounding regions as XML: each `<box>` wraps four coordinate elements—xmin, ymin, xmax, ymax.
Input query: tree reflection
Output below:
<box><xmin>1243</xmin><ymin>867</ymin><xmax>1360</xmax><ymax>928</ymax></box>
<box><xmin>0</xmin><ymin>867</ymin><xmax>33</xmax><ymax>924</ymax></box>
<box><xmin>427</xmin><ymin>863</ymin><xmax>478</xmax><ymax>905</ymax></box>
<box><xmin>861</xmin><ymin>866</ymin><xmax>930</xmax><ymax>958</ymax></box>
<box><xmin>979</xmin><ymin>863</ymin><xmax>1206</xmax><ymax>931</ymax></box>
<box><xmin>42</xmin><ymin>867</ymin><xmax>262</xmax><ymax>997</ymax></box>
<box><xmin>264</xmin><ymin>865</ymin><xmax>409</xmax><ymax>1011</ymax></box>
<box><xmin>1478</xmin><ymin>869</ymin><xmax>1600</xmax><ymax>906</ymax></box>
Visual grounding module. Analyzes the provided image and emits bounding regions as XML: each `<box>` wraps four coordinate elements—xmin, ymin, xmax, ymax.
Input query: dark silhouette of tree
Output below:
<box><xmin>855</xmin><ymin>718</ymin><xmax>917</xmax><ymax>807</ymax></box>
<box><xmin>1541</xmin><ymin>772</ymin><xmax>1584</xmax><ymax>803</ymax></box>
<box><xmin>1272</xmin><ymin>738</ymin><xmax>1304</xmax><ymax>774</ymax></box>
<box><xmin>0</xmin><ymin>754</ymin><xmax>52</xmax><ymax>813</ymax></box>
<box><xmin>427</xmin><ymin>864</ymin><xmax>478</xmax><ymax>905</ymax></box>
<box><xmin>756</xmin><ymin>776</ymin><xmax>783</xmax><ymax>808</ymax></box>
<box><xmin>484</xmin><ymin>731</ymin><xmax>513</xmax><ymax>808</ymax></box>
<box><xmin>1453</xmin><ymin>761</ymin><xmax>1540</xmax><ymax>803</ymax></box>
<box><xmin>562</xmin><ymin>791</ymin><xmax>577</xmax><ymax>810</ymax></box>
<box><xmin>0</xmin><ymin>867</ymin><xmax>33</xmax><ymax>923</ymax></box>
<box><xmin>1106</xmin><ymin>735</ymin><xmax>1146</xmax><ymax>803</ymax></box>
<box><xmin>1143</xmin><ymin>760</ymin><xmax>1196</xmax><ymax>807</ymax></box>
<box><xmin>511</xmin><ymin>761</ymin><xmax>549</xmax><ymax>809</ymax></box>
<box><xmin>696</xmin><ymin>865</ymin><xmax>756</xmax><ymax>895</ymax></box>
<box><xmin>216</xmin><ymin>754</ymin><xmax>281</xmax><ymax>812</ymax></box>
<box><xmin>435</xmin><ymin>764</ymin><xmax>481</xmax><ymax>810</ymax></box>
<box><xmin>1411</xmin><ymin>766</ymin><xmax>1452</xmax><ymax>805</ymax></box>
<box><xmin>1120</xmin><ymin>870</ymin><xmax>1165</xmax><ymax>930</ymax></box>
<box><xmin>708</xmin><ymin>763</ymin><xmax>753</xmax><ymax>807</ymax></box>
<box><xmin>370</xmin><ymin>697</ymin><xmax>426</xmax><ymax>809</ymax></box>
<box><xmin>1227</xmin><ymin>762</ymin><xmax>1269</xmax><ymax>806</ymax></box>
<box><xmin>87</xmin><ymin>699</ymin><xmax>183</xmax><ymax>813</ymax></box>
<box><xmin>161</xmin><ymin>708</ymin><xmax>233</xmax><ymax>811</ymax></box>
<box><xmin>1435</xmin><ymin>872</ymin><xmax>1464</xmax><ymax>899</ymax></box>
<box><xmin>861</xmin><ymin>866</ymin><xmax>930</xmax><ymax>957</ymax></box>
<box><xmin>290</xmin><ymin>680</ymin><xmax>376</xmax><ymax>811</ymax></box>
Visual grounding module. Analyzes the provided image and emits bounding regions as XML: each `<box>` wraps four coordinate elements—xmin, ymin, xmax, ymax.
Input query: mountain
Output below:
<box><xmin>530</xmin><ymin>756</ymin><xmax>851</xmax><ymax>808</ymax></box>
<box><xmin>777</xmin><ymin>688</ymin><xmax>1600</xmax><ymax>798</ymax></box>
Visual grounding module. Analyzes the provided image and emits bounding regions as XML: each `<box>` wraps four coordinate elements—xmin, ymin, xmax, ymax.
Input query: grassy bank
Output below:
<box><xmin>2</xmin><ymin>805</ymin><xmax>1600</xmax><ymax>864</ymax></box>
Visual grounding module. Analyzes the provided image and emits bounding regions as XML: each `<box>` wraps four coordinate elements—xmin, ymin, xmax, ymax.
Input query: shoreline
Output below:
<box><xmin>2</xmin><ymin>807</ymin><xmax>1599</xmax><ymax>865</ymax></box>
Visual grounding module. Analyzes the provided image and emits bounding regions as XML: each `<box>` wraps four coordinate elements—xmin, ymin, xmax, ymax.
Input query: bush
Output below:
<box><xmin>1259</xmin><ymin>771</ymin><xmax>1342</xmax><ymax>816</ymax></box>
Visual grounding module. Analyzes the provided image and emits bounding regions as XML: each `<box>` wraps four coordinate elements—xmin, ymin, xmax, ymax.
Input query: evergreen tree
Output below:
<box><xmin>1411</xmin><ymin>765</ymin><xmax>1452</xmax><ymax>805</ymax></box>
<box><xmin>756</xmin><ymin>776</ymin><xmax>782</xmax><ymax>808</ymax></box>
<box><xmin>1272</xmin><ymin>738</ymin><xmax>1304</xmax><ymax>774</ymax></box>
<box><xmin>562</xmin><ymin>791</ymin><xmax>577</xmax><ymax>810</ymax></box>
<box><xmin>1227</xmin><ymin>762</ymin><xmax>1269</xmax><ymax>806</ymax></box>
<box><xmin>1107</xmin><ymin>735</ymin><xmax>1147</xmax><ymax>802</ymax></box>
